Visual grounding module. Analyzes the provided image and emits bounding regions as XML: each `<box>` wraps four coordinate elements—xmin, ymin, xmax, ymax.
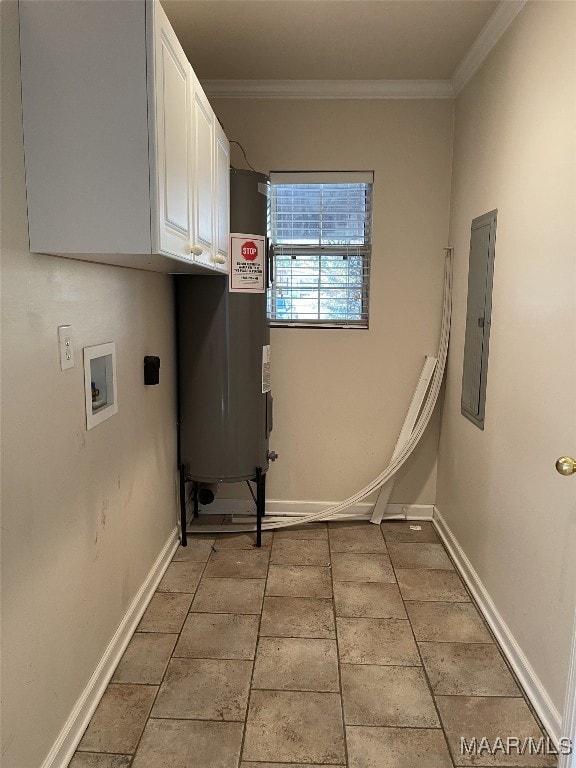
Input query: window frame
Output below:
<box><xmin>267</xmin><ymin>171</ymin><xmax>374</xmax><ymax>329</ymax></box>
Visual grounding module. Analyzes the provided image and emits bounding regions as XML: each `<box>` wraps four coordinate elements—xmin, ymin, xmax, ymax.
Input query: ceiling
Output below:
<box><xmin>161</xmin><ymin>0</ymin><xmax>499</xmax><ymax>82</ymax></box>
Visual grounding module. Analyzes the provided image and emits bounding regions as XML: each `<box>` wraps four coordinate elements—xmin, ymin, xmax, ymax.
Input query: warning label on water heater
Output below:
<box><xmin>229</xmin><ymin>233</ymin><xmax>266</xmax><ymax>293</ymax></box>
<box><xmin>262</xmin><ymin>345</ymin><xmax>271</xmax><ymax>393</ymax></box>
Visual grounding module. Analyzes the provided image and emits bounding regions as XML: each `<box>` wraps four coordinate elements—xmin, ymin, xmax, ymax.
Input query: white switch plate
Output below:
<box><xmin>58</xmin><ymin>325</ymin><xmax>74</xmax><ymax>370</ymax></box>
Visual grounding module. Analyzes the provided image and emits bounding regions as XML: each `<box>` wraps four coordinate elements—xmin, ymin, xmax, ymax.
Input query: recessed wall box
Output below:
<box><xmin>461</xmin><ymin>210</ymin><xmax>497</xmax><ymax>429</ymax></box>
<box><xmin>84</xmin><ymin>342</ymin><xmax>118</xmax><ymax>430</ymax></box>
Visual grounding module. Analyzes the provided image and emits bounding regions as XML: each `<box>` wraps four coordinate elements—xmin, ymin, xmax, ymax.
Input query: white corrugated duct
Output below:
<box><xmin>191</xmin><ymin>248</ymin><xmax>453</xmax><ymax>534</ymax></box>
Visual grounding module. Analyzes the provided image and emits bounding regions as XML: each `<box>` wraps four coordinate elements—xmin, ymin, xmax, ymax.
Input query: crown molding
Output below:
<box><xmin>202</xmin><ymin>1</ymin><xmax>528</xmax><ymax>102</ymax></box>
<box><xmin>203</xmin><ymin>79</ymin><xmax>454</xmax><ymax>100</ymax></box>
<box><xmin>451</xmin><ymin>0</ymin><xmax>528</xmax><ymax>95</ymax></box>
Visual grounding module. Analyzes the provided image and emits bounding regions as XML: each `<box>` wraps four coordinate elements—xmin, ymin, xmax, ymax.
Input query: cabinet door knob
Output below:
<box><xmin>190</xmin><ymin>244</ymin><xmax>203</xmax><ymax>256</ymax></box>
<box><xmin>213</xmin><ymin>254</ymin><xmax>227</xmax><ymax>265</ymax></box>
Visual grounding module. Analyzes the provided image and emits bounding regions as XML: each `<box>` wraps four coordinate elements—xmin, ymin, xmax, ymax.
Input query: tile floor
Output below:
<box><xmin>69</xmin><ymin>520</ymin><xmax>555</xmax><ymax>768</ymax></box>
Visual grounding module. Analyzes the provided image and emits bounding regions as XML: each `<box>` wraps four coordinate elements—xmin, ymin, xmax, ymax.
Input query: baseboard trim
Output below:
<box><xmin>559</xmin><ymin>607</ymin><xmax>576</xmax><ymax>768</ymax></box>
<box><xmin>41</xmin><ymin>527</ymin><xmax>180</xmax><ymax>768</ymax></box>
<box><xmin>433</xmin><ymin>507</ymin><xmax>562</xmax><ymax>744</ymax></box>
<box><xmin>189</xmin><ymin>498</ymin><xmax>434</xmax><ymax>522</ymax></box>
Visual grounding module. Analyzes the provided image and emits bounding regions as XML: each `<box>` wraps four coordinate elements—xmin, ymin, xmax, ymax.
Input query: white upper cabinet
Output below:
<box><xmin>188</xmin><ymin>71</ymin><xmax>230</xmax><ymax>274</ymax></box>
<box><xmin>19</xmin><ymin>0</ymin><xmax>229</xmax><ymax>274</ymax></box>
<box><xmin>215</xmin><ymin>122</ymin><xmax>231</xmax><ymax>269</ymax></box>
<box><xmin>153</xmin><ymin>2</ymin><xmax>193</xmax><ymax>261</ymax></box>
<box><xmin>191</xmin><ymin>70</ymin><xmax>216</xmax><ymax>267</ymax></box>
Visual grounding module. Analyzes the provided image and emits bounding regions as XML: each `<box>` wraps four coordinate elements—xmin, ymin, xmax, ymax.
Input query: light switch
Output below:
<box><xmin>58</xmin><ymin>325</ymin><xmax>74</xmax><ymax>370</ymax></box>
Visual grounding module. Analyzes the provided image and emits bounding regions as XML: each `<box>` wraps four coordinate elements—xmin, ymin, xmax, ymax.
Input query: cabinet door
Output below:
<box><xmin>214</xmin><ymin>122</ymin><xmax>230</xmax><ymax>272</ymax></box>
<box><xmin>153</xmin><ymin>2</ymin><xmax>193</xmax><ymax>260</ymax></box>
<box><xmin>191</xmin><ymin>73</ymin><xmax>216</xmax><ymax>264</ymax></box>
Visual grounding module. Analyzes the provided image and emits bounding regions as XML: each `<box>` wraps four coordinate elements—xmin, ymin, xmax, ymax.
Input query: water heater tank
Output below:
<box><xmin>176</xmin><ymin>169</ymin><xmax>271</xmax><ymax>483</ymax></box>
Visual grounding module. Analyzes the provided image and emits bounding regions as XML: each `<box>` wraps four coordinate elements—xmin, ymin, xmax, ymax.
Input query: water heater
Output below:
<box><xmin>176</xmin><ymin>170</ymin><xmax>272</xmax><ymax>545</ymax></box>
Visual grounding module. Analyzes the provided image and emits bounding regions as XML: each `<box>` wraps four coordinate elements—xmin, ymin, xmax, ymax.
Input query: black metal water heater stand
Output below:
<box><xmin>179</xmin><ymin>465</ymin><xmax>266</xmax><ymax>548</ymax></box>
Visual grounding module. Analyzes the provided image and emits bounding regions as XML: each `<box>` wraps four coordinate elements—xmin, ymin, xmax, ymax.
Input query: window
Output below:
<box><xmin>268</xmin><ymin>171</ymin><xmax>373</xmax><ymax>327</ymax></box>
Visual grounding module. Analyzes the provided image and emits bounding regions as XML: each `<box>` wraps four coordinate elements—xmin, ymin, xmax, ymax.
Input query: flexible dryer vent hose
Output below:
<box><xmin>190</xmin><ymin>249</ymin><xmax>453</xmax><ymax>534</ymax></box>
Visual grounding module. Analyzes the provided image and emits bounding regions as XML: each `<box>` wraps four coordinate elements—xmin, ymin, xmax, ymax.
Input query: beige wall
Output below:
<box><xmin>214</xmin><ymin>98</ymin><xmax>454</xmax><ymax>505</ymax></box>
<box><xmin>1</xmin><ymin>4</ymin><xmax>179</xmax><ymax>766</ymax></box>
<box><xmin>436</xmin><ymin>1</ymin><xmax>576</xmax><ymax>714</ymax></box>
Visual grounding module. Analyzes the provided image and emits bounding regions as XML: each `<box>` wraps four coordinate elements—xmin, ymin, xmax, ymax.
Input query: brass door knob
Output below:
<box><xmin>556</xmin><ymin>456</ymin><xmax>576</xmax><ymax>476</ymax></box>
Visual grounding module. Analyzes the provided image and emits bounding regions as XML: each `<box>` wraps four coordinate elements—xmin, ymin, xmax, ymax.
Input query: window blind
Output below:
<box><xmin>268</xmin><ymin>172</ymin><xmax>373</xmax><ymax>328</ymax></box>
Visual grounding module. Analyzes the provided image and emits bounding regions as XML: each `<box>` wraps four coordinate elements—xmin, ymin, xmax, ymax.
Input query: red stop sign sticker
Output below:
<box><xmin>241</xmin><ymin>241</ymin><xmax>258</xmax><ymax>261</ymax></box>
